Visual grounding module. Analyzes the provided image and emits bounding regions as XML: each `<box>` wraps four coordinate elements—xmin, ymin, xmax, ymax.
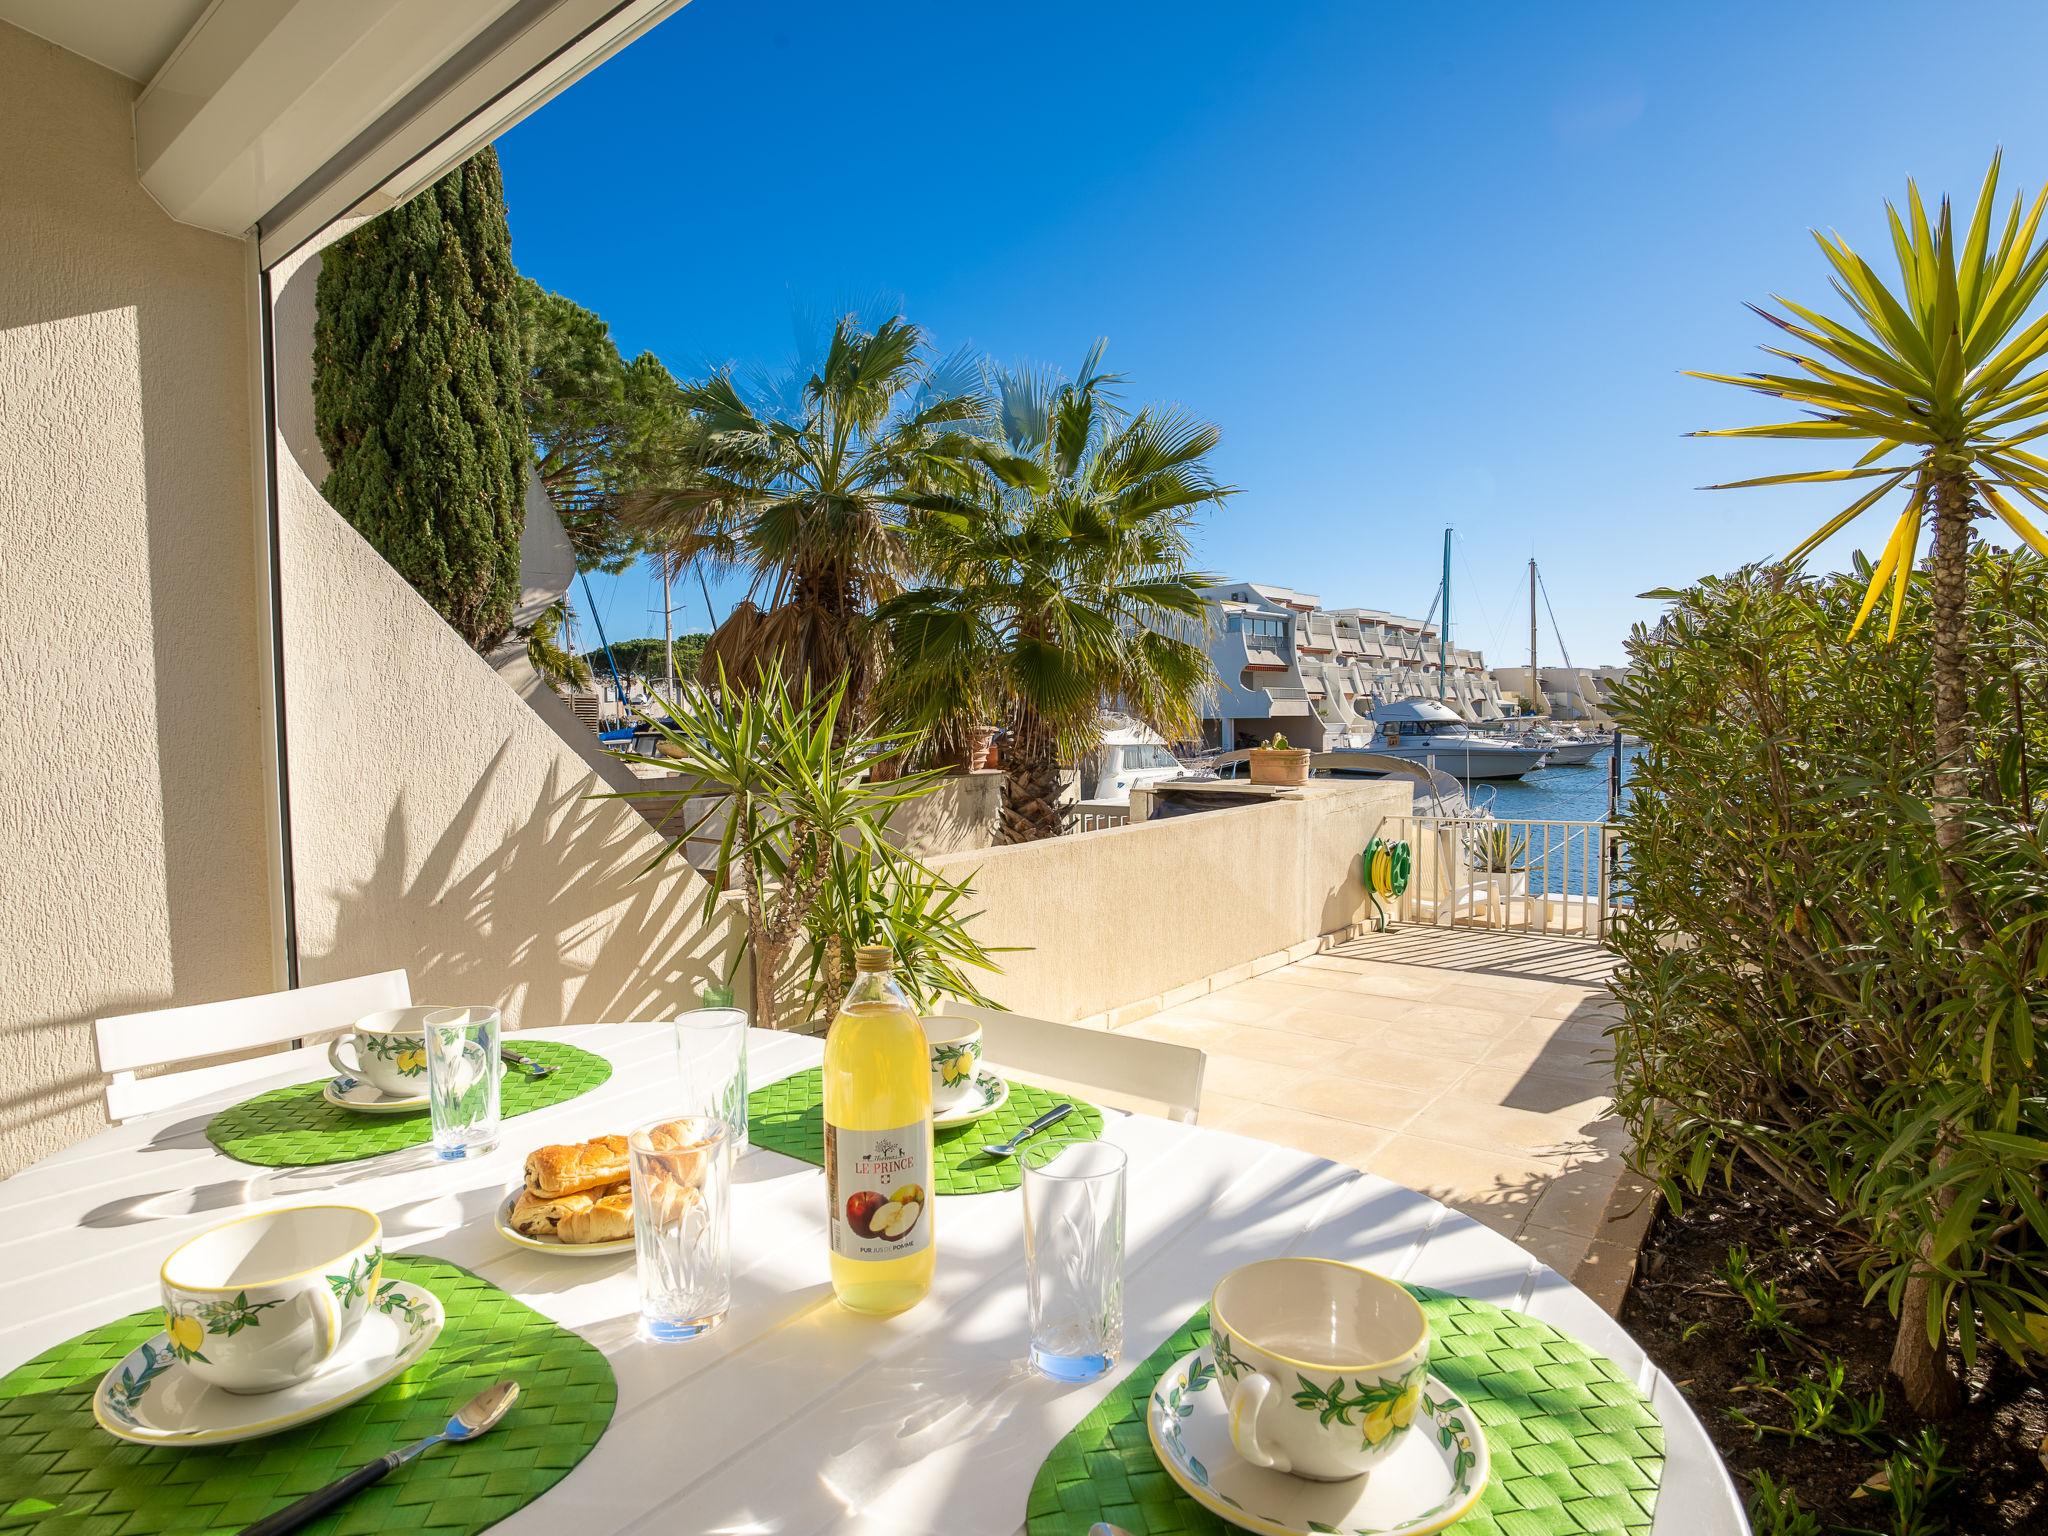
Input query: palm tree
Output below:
<box><xmin>627</xmin><ymin>314</ymin><xmax>992</xmax><ymax>716</ymax></box>
<box><xmin>1692</xmin><ymin>153</ymin><xmax>2048</xmax><ymax>1415</ymax></box>
<box><xmin>879</xmin><ymin>346</ymin><xmax>1229</xmax><ymax>842</ymax></box>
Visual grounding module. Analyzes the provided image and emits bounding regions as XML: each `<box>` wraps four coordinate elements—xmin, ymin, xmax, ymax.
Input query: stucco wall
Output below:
<box><xmin>0</xmin><ymin>23</ymin><xmax>277</xmax><ymax>1176</ymax></box>
<box><xmin>926</xmin><ymin>779</ymin><xmax>1410</xmax><ymax>1023</ymax></box>
<box><xmin>269</xmin><ymin>249</ymin><xmax>737</xmax><ymax>1027</ymax></box>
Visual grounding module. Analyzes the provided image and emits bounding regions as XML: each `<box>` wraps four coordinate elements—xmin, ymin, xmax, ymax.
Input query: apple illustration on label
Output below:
<box><xmin>845</xmin><ymin>1189</ymin><xmax>885</xmax><ymax>1239</ymax></box>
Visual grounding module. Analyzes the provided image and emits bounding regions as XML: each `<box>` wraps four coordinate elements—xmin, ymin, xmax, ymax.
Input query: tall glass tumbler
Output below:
<box><xmin>423</xmin><ymin>1006</ymin><xmax>501</xmax><ymax>1160</ymax></box>
<box><xmin>1021</xmin><ymin>1139</ymin><xmax>1127</xmax><ymax>1381</ymax></box>
<box><xmin>675</xmin><ymin>1008</ymin><xmax>749</xmax><ymax>1154</ymax></box>
<box><xmin>630</xmin><ymin>1116</ymin><xmax>731</xmax><ymax>1340</ymax></box>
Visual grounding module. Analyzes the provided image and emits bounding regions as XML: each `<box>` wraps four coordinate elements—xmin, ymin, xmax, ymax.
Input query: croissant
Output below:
<box><xmin>556</xmin><ymin>1181</ymin><xmax>634</xmax><ymax>1244</ymax></box>
<box><xmin>509</xmin><ymin>1186</ymin><xmax>597</xmax><ymax>1237</ymax></box>
<box><xmin>524</xmin><ymin>1135</ymin><xmax>629</xmax><ymax>1198</ymax></box>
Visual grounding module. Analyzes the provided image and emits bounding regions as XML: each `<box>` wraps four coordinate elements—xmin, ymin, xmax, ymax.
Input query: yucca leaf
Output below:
<box><xmin>1848</xmin><ymin>504</ymin><xmax>1917</xmax><ymax>639</ymax></box>
<box><xmin>1703</xmin><ymin>465</ymin><xmax>1904</xmax><ymax>492</ymax></box>
<box><xmin>1784</xmin><ymin>471</ymin><xmax>1912</xmax><ymax>563</ymax></box>
<box><xmin>1983</xmin><ymin>485</ymin><xmax>2048</xmax><ymax>558</ymax></box>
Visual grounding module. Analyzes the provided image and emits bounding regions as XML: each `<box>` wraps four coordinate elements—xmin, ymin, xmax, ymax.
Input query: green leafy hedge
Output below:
<box><xmin>1608</xmin><ymin>553</ymin><xmax>2048</xmax><ymax>1379</ymax></box>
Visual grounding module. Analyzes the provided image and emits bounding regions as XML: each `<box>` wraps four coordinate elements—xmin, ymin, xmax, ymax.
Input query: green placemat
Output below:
<box><xmin>1025</xmin><ymin>1286</ymin><xmax>1662</xmax><ymax>1536</ymax></box>
<box><xmin>748</xmin><ymin>1066</ymin><xmax>1106</xmax><ymax>1194</ymax></box>
<box><xmin>0</xmin><ymin>1255</ymin><xmax>613</xmax><ymax>1536</ymax></box>
<box><xmin>205</xmin><ymin>1040</ymin><xmax>612</xmax><ymax>1168</ymax></box>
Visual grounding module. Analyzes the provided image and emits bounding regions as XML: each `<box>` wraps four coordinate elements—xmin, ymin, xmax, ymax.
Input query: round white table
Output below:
<box><xmin>0</xmin><ymin>1024</ymin><xmax>1747</xmax><ymax>1535</ymax></box>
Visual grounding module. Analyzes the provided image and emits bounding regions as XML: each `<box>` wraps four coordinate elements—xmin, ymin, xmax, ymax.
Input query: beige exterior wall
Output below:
<box><xmin>269</xmin><ymin>251</ymin><xmax>737</xmax><ymax>1027</ymax></box>
<box><xmin>0</xmin><ymin>24</ymin><xmax>278</xmax><ymax>1175</ymax></box>
<box><xmin>927</xmin><ymin>780</ymin><xmax>1410</xmax><ymax>1023</ymax></box>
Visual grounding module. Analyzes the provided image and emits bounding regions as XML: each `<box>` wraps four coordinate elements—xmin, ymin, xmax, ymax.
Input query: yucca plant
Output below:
<box><xmin>1692</xmin><ymin>153</ymin><xmax>2048</xmax><ymax>944</ymax></box>
<box><xmin>605</xmin><ymin>665</ymin><xmax>945</xmax><ymax>1028</ymax></box>
<box><xmin>1691</xmin><ymin>157</ymin><xmax>2048</xmax><ymax>1413</ymax></box>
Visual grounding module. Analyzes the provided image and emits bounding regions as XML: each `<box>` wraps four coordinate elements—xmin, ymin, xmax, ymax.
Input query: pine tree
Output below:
<box><xmin>313</xmin><ymin>148</ymin><xmax>528</xmax><ymax>651</ymax></box>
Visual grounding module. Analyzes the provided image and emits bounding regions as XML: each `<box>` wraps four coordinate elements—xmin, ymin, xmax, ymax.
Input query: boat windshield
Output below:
<box><xmin>1120</xmin><ymin>744</ymin><xmax>1181</xmax><ymax>771</ymax></box>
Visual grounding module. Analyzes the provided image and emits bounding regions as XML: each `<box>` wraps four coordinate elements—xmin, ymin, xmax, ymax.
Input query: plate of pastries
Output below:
<box><xmin>497</xmin><ymin>1135</ymin><xmax>636</xmax><ymax>1255</ymax></box>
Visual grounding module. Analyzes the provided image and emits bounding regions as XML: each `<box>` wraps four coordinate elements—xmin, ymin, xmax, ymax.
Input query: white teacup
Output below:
<box><xmin>920</xmin><ymin>1017</ymin><xmax>983</xmax><ymax>1105</ymax></box>
<box><xmin>327</xmin><ymin>1006</ymin><xmax>437</xmax><ymax>1096</ymax></box>
<box><xmin>160</xmin><ymin>1205</ymin><xmax>384</xmax><ymax>1393</ymax></box>
<box><xmin>1210</xmin><ymin>1258</ymin><xmax>1430</xmax><ymax>1481</ymax></box>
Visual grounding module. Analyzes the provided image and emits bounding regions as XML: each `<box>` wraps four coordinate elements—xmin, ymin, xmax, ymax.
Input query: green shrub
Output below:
<box><xmin>1608</xmin><ymin>553</ymin><xmax>2048</xmax><ymax>1402</ymax></box>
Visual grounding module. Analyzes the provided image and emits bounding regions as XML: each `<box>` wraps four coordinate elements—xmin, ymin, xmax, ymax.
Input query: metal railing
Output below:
<box><xmin>1076</xmin><ymin>808</ymin><xmax>1131</xmax><ymax>834</ymax></box>
<box><xmin>1383</xmin><ymin>814</ymin><xmax>1628</xmax><ymax>940</ymax></box>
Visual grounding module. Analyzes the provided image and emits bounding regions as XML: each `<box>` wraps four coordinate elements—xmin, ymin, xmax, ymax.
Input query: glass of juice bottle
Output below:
<box><xmin>823</xmin><ymin>944</ymin><xmax>934</xmax><ymax>1315</ymax></box>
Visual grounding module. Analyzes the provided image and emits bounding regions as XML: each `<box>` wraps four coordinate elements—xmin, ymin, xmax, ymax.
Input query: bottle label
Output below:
<box><xmin>825</xmin><ymin>1120</ymin><xmax>932</xmax><ymax>1260</ymax></box>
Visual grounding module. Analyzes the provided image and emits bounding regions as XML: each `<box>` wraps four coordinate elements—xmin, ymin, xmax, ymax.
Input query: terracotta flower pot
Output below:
<box><xmin>1249</xmin><ymin>747</ymin><xmax>1311</xmax><ymax>787</ymax></box>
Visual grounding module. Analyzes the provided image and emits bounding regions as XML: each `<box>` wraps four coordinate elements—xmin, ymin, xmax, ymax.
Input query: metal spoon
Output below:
<box><xmin>500</xmin><ymin>1044</ymin><xmax>557</xmax><ymax>1078</ymax></box>
<box><xmin>980</xmin><ymin>1102</ymin><xmax>1074</xmax><ymax>1159</ymax></box>
<box><xmin>238</xmin><ymin>1380</ymin><xmax>521</xmax><ymax>1536</ymax></box>
<box><xmin>1090</xmin><ymin>1524</ymin><xmax>1137</xmax><ymax>1536</ymax></box>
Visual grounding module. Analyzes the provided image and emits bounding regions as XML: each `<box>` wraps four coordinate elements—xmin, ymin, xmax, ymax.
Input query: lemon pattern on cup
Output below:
<box><xmin>1290</xmin><ymin>1362</ymin><xmax>1429</xmax><ymax>1450</ymax></box>
<box><xmin>162</xmin><ymin>1290</ymin><xmax>284</xmax><ymax>1364</ymax></box>
<box><xmin>933</xmin><ymin>1043</ymin><xmax>977</xmax><ymax>1087</ymax></box>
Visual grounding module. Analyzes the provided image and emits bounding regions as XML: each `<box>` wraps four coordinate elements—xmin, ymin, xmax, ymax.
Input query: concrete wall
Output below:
<box><xmin>269</xmin><ymin>247</ymin><xmax>738</xmax><ymax>1028</ymax></box>
<box><xmin>0</xmin><ymin>24</ymin><xmax>278</xmax><ymax>1176</ymax></box>
<box><xmin>926</xmin><ymin>779</ymin><xmax>1410</xmax><ymax>1024</ymax></box>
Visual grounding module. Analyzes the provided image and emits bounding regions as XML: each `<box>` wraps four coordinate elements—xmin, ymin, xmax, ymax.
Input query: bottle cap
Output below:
<box><xmin>853</xmin><ymin>944</ymin><xmax>894</xmax><ymax>971</ymax></box>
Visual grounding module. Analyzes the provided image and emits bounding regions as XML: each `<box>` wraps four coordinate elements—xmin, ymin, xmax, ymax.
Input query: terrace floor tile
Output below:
<box><xmin>1143</xmin><ymin>928</ymin><xmax>1644</xmax><ymax>1292</ymax></box>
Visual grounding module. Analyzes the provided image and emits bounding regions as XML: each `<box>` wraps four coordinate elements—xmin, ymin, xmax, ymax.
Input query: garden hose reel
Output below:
<box><xmin>1363</xmin><ymin>836</ymin><xmax>1413</xmax><ymax>930</ymax></box>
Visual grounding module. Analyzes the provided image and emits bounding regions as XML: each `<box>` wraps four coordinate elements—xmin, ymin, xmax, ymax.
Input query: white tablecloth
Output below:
<box><xmin>0</xmin><ymin>1024</ymin><xmax>1746</xmax><ymax>1534</ymax></box>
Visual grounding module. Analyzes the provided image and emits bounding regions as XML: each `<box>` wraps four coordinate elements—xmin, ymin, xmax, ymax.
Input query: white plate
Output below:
<box><xmin>321</xmin><ymin>1063</ymin><xmax>506</xmax><ymax>1115</ymax></box>
<box><xmin>493</xmin><ymin>1187</ymin><xmax>635</xmax><ymax>1257</ymax></box>
<box><xmin>1145</xmin><ymin>1349</ymin><xmax>1489</xmax><ymax>1536</ymax></box>
<box><xmin>933</xmin><ymin>1068</ymin><xmax>1010</xmax><ymax>1128</ymax></box>
<box><xmin>93</xmin><ymin>1279</ymin><xmax>444</xmax><ymax>1447</ymax></box>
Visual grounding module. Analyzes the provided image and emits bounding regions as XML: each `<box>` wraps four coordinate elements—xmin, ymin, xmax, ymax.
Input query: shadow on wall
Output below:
<box><xmin>300</xmin><ymin>742</ymin><xmax>742</xmax><ymax>1027</ymax></box>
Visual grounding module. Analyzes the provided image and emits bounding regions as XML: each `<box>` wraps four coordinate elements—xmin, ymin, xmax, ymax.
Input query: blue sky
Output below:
<box><xmin>499</xmin><ymin>0</ymin><xmax>2048</xmax><ymax>668</ymax></box>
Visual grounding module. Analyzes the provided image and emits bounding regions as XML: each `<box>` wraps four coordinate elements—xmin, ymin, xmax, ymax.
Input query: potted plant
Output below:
<box><xmin>1249</xmin><ymin>733</ymin><xmax>1311</xmax><ymax>787</ymax></box>
<box><xmin>1471</xmin><ymin>824</ymin><xmax>1528</xmax><ymax>919</ymax></box>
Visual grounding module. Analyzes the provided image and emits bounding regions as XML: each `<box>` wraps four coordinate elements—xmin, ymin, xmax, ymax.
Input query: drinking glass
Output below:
<box><xmin>1021</xmin><ymin>1139</ymin><xmax>1127</xmax><ymax>1381</ymax></box>
<box><xmin>674</xmin><ymin>1007</ymin><xmax>749</xmax><ymax>1154</ymax></box>
<box><xmin>423</xmin><ymin>1006</ymin><xmax>501</xmax><ymax>1160</ymax></box>
<box><xmin>630</xmin><ymin>1115</ymin><xmax>731</xmax><ymax>1341</ymax></box>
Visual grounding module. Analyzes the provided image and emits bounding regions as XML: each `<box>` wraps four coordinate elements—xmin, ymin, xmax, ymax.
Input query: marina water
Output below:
<box><xmin>1460</xmin><ymin>741</ymin><xmax>1643</xmax><ymax>899</ymax></box>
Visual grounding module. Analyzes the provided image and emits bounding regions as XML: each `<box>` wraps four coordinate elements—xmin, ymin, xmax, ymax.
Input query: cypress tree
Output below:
<box><xmin>312</xmin><ymin>148</ymin><xmax>528</xmax><ymax>652</ymax></box>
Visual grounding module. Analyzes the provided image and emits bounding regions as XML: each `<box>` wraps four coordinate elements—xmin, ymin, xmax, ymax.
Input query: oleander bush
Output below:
<box><xmin>1607</xmin><ymin>550</ymin><xmax>2048</xmax><ymax>1413</ymax></box>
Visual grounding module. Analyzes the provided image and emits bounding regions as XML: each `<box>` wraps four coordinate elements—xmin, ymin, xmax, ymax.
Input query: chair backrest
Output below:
<box><xmin>95</xmin><ymin>970</ymin><xmax>411</xmax><ymax>1122</ymax></box>
<box><xmin>937</xmin><ymin>1001</ymin><xmax>1207</xmax><ymax>1124</ymax></box>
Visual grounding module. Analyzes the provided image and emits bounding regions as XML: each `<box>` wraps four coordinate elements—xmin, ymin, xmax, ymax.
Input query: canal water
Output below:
<box><xmin>1468</xmin><ymin>741</ymin><xmax>1641</xmax><ymax>823</ymax></box>
<box><xmin>1456</xmin><ymin>741</ymin><xmax>1644</xmax><ymax>898</ymax></box>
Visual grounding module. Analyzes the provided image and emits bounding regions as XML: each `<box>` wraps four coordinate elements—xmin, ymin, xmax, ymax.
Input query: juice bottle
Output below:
<box><xmin>823</xmin><ymin>945</ymin><xmax>934</xmax><ymax>1314</ymax></box>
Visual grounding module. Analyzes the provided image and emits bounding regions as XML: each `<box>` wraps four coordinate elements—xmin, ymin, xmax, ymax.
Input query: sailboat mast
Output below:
<box><xmin>1438</xmin><ymin>527</ymin><xmax>1451</xmax><ymax>702</ymax></box>
<box><xmin>1528</xmin><ymin>557</ymin><xmax>1540</xmax><ymax>716</ymax></box>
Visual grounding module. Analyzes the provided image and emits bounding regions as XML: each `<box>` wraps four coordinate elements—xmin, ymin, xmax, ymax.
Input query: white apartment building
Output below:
<box><xmin>1200</xmin><ymin>581</ymin><xmax>1508</xmax><ymax>750</ymax></box>
<box><xmin>1489</xmin><ymin>665</ymin><xmax>1627</xmax><ymax>727</ymax></box>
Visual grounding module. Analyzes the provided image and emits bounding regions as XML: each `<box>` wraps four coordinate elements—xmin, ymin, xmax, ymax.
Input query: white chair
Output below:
<box><xmin>94</xmin><ymin>970</ymin><xmax>411</xmax><ymax>1122</ymax></box>
<box><xmin>937</xmin><ymin>1001</ymin><xmax>1207</xmax><ymax>1124</ymax></box>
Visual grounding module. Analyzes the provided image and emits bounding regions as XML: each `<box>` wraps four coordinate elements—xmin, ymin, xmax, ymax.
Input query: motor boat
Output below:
<box><xmin>1362</xmin><ymin>699</ymin><xmax>1552</xmax><ymax>780</ymax></box>
<box><xmin>1083</xmin><ymin>718</ymin><xmax>1201</xmax><ymax>805</ymax></box>
<box><xmin>1512</xmin><ymin>722</ymin><xmax>1611</xmax><ymax>766</ymax></box>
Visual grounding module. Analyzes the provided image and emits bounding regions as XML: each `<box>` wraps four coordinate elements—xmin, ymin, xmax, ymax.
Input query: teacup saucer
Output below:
<box><xmin>933</xmin><ymin>1068</ymin><xmax>1010</xmax><ymax>1128</ymax></box>
<box><xmin>321</xmin><ymin>1075</ymin><xmax>429</xmax><ymax>1114</ymax></box>
<box><xmin>93</xmin><ymin>1279</ymin><xmax>444</xmax><ymax>1447</ymax></box>
<box><xmin>493</xmin><ymin>1186</ymin><xmax>635</xmax><ymax>1257</ymax></box>
<box><xmin>1145</xmin><ymin>1349</ymin><xmax>1489</xmax><ymax>1536</ymax></box>
<box><xmin>321</xmin><ymin>1062</ymin><xmax>505</xmax><ymax>1115</ymax></box>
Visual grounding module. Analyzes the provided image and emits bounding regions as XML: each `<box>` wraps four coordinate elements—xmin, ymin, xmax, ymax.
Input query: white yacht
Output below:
<box><xmin>1359</xmin><ymin>699</ymin><xmax>1552</xmax><ymax>780</ymax></box>
<box><xmin>1082</xmin><ymin>719</ymin><xmax>1199</xmax><ymax>805</ymax></box>
<box><xmin>1508</xmin><ymin>721</ymin><xmax>1611</xmax><ymax>766</ymax></box>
